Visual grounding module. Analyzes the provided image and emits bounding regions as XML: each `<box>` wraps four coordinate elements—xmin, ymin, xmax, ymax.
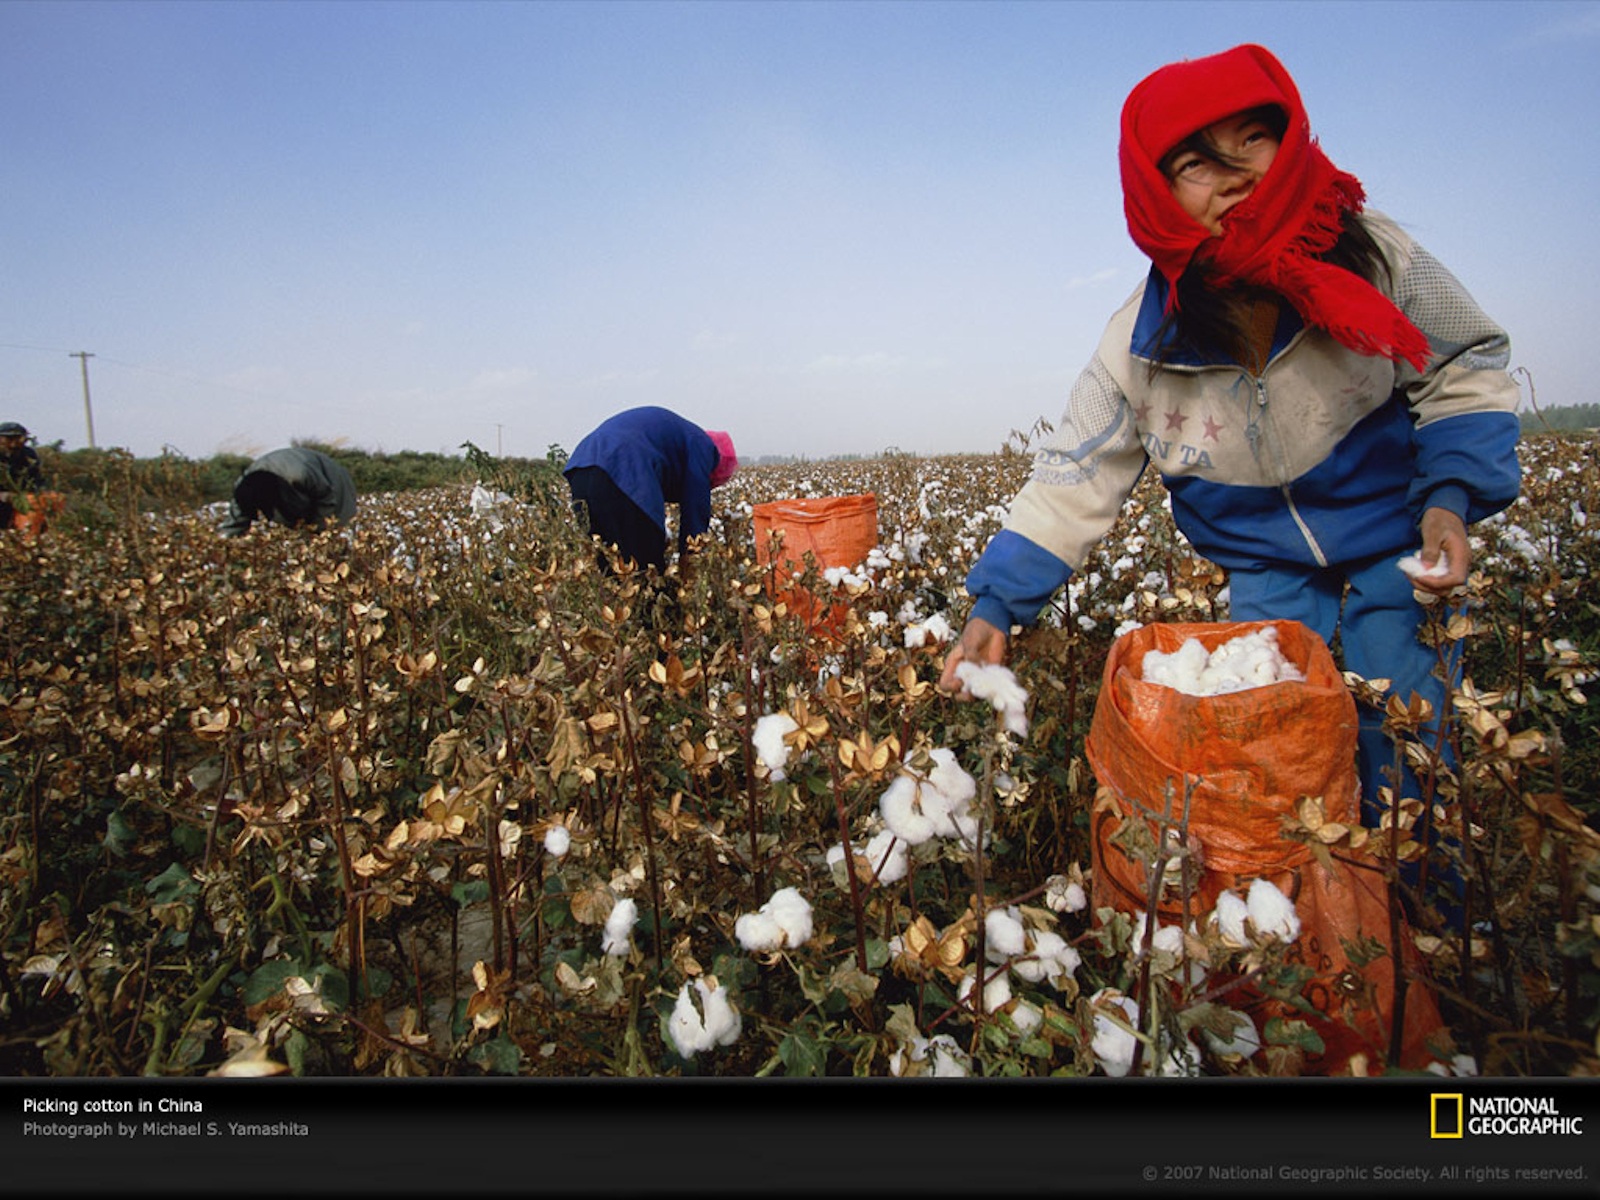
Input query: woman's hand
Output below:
<box><xmin>1413</xmin><ymin>506</ymin><xmax>1471</xmax><ymax>594</ymax></box>
<box><xmin>939</xmin><ymin>616</ymin><xmax>1008</xmax><ymax>697</ymax></box>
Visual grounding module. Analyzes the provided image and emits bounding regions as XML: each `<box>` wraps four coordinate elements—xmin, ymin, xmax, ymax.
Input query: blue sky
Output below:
<box><xmin>3</xmin><ymin>0</ymin><xmax>1595</xmax><ymax>462</ymax></box>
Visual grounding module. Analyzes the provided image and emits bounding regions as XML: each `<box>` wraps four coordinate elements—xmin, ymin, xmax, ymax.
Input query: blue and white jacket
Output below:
<box><xmin>965</xmin><ymin>212</ymin><xmax>1523</xmax><ymax>633</ymax></box>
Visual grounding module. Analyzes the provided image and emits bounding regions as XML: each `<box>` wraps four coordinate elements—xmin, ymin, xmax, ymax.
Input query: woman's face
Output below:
<box><xmin>1164</xmin><ymin>110</ymin><xmax>1281</xmax><ymax>235</ymax></box>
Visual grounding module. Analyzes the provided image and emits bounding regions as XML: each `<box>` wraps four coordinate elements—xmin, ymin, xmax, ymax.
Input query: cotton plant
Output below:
<box><xmin>1206</xmin><ymin>877</ymin><xmax>1301</xmax><ymax>948</ymax></box>
<box><xmin>734</xmin><ymin>886</ymin><xmax>814</xmax><ymax>953</ymax></box>
<box><xmin>1087</xmin><ymin>987</ymin><xmax>1202</xmax><ymax>1078</ymax></box>
<box><xmin>825</xmin><ymin>827</ymin><xmax>909</xmax><ymax>887</ymax></box>
<box><xmin>1044</xmin><ymin>871</ymin><xmax>1089</xmax><ymax>915</ymax></box>
<box><xmin>1201</xmin><ymin>1010</ymin><xmax>1263</xmax><ymax>1061</ymax></box>
<box><xmin>957</xmin><ymin>964</ymin><xmax>1014</xmax><ymax>1014</ymax></box>
<box><xmin>1245</xmin><ymin>877</ymin><xmax>1301</xmax><ymax>943</ymax></box>
<box><xmin>889</xmin><ymin>1032</ymin><xmax>971</xmax><ymax>1078</ymax></box>
<box><xmin>751</xmin><ymin>711</ymin><xmax>800</xmax><ymax>781</ymax></box>
<box><xmin>601</xmin><ymin>897</ymin><xmax>638</xmax><ymax>958</ymax></box>
<box><xmin>878</xmin><ymin>747</ymin><xmax>981</xmax><ymax>848</ymax></box>
<box><xmin>1088</xmin><ymin>988</ymin><xmax>1141</xmax><ymax>1077</ymax></box>
<box><xmin>984</xmin><ymin>905</ymin><xmax>1081</xmax><ymax>989</ymax></box>
<box><xmin>903</xmin><ymin>611</ymin><xmax>956</xmax><ymax>649</ymax></box>
<box><xmin>468</xmin><ymin>482</ymin><xmax>513</xmax><ymax>533</ymax></box>
<box><xmin>667</xmin><ymin>977</ymin><xmax>742</xmax><ymax>1060</ymax></box>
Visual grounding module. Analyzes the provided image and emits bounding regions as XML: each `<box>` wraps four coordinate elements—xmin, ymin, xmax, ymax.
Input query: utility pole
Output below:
<box><xmin>70</xmin><ymin>351</ymin><xmax>96</xmax><ymax>448</ymax></box>
<box><xmin>495</xmin><ymin>423</ymin><xmax>503</xmax><ymax>457</ymax></box>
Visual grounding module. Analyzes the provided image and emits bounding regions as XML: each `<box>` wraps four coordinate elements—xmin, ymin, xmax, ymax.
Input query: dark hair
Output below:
<box><xmin>1148</xmin><ymin>209</ymin><xmax>1392</xmax><ymax>374</ymax></box>
<box><xmin>1157</xmin><ymin>105</ymin><xmax>1288</xmax><ymax>182</ymax></box>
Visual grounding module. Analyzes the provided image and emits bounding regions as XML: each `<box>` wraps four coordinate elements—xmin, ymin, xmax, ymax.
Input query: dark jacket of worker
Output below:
<box><xmin>220</xmin><ymin>447</ymin><xmax>357</xmax><ymax>538</ymax></box>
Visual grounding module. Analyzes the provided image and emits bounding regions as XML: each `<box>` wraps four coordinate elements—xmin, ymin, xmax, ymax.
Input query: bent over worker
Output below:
<box><xmin>220</xmin><ymin>446</ymin><xmax>357</xmax><ymax>538</ymax></box>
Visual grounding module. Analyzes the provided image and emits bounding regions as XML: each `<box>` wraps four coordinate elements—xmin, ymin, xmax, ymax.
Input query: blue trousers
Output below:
<box><xmin>1228</xmin><ymin>551</ymin><xmax>1464</xmax><ymax>920</ymax></box>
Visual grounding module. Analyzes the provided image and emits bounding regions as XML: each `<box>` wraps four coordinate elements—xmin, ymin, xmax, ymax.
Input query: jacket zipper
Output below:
<box><xmin>1245</xmin><ymin>373</ymin><xmax>1329</xmax><ymax>568</ymax></box>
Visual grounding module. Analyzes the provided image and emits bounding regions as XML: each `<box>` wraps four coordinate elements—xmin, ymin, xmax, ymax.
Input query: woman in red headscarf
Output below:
<box><xmin>941</xmin><ymin>45</ymin><xmax>1520</xmax><ymax>916</ymax></box>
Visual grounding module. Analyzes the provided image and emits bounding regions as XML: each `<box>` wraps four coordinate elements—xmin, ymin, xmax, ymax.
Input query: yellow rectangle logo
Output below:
<box><xmin>1431</xmin><ymin>1093</ymin><xmax>1464</xmax><ymax>1139</ymax></box>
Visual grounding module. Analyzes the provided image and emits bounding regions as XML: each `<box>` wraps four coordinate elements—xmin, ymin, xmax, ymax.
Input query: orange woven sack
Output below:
<box><xmin>1084</xmin><ymin>619</ymin><xmax>1444</xmax><ymax>1073</ymax></box>
<box><xmin>752</xmin><ymin>494</ymin><xmax>878</xmax><ymax>640</ymax></box>
<box><xmin>11</xmin><ymin>492</ymin><xmax>65</xmax><ymax>542</ymax></box>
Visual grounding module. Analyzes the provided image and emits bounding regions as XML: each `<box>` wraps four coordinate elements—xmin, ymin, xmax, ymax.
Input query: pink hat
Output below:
<box><xmin>707</xmin><ymin>430</ymin><xmax>738</xmax><ymax>487</ymax></box>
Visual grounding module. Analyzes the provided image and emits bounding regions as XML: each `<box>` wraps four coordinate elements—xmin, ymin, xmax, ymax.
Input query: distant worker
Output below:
<box><xmin>564</xmin><ymin>406</ymin><xmax>738</xmax><ymax>574</ymax></box>
<box><xmin>0</xmin><ymin>421</ymin><xmax>45</xmax><ymax>530</ymax></box>
<box><xmin>220</xmin><ymin>446</ymin><xmax>357</xmax><ymax>538</ymax></box>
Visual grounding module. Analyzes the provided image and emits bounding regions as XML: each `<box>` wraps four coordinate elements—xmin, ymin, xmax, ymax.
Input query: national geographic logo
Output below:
<box><xmin>1431</xmin><ymin>1093</ymin><xmax>1585</xmax><ymax>1138</ymax></box>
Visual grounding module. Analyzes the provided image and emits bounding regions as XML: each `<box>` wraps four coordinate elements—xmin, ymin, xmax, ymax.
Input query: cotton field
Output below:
<box><xmin>1</xmin><ymin>432</ymin><xmax>1597</xmax><ymax>1079</ymax></box>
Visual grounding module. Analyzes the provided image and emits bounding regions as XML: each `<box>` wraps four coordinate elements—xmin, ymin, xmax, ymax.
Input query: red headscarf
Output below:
<box><xmin>1119</xmin><ymin>43</ymin><xmax>1430</xmax><ymax>372</ymax></box>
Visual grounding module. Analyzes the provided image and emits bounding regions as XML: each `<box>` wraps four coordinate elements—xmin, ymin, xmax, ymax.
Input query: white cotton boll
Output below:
<box><xmin>1045</xmin><ymin>874</ymin><xmax>1088</xmax><ymax>914</ymax></box>
<box><xmin>953</xmin><ymin>661</ymin><xmax>1030</xmax><ymax>736</ymax></box>
<box><xmin>1202</xmin><ymin>1011</ymin><xmax>1262</xmax><ymax>1060</ymax></box>
<box><xmin>926</xmin><ymin>748</ymin><xmax>977</xmax><ymax>809</ymax></box>
<box><xmin>601</xmin><ymin>898</ymin><xmax>638</xmax><ymax>957</ymax></box>
<box><xmin>903</xmin><ymin>612</ymin><xmax>955</xmax><ymax>648</ymax></box>
<box><xmin>736</xmin><ymin>889</ymin><xmax>812</xmax><ymax>953</ymax></box>
<box><xmin>1212</xmin><ymin>890</ymin><xmax>1250</xmax><ymax>946</ymax></box>
<box><xmin>1246</xmin><ymin>877</ymin><xmax>1301</xmax><ymax>943</ymax></box>
<box><xmin>696</xmin><ymin>978</ymin><xmax>742</xmax><ymax>1049</ymax></box>
<box><xmin>668</xmin><ymin>983</ymin><xmax>710</xmax><ymax>1058</ymax></box>
<box><xmin>1089</xmin><ymin>989</ymin><xmax>1140</xmax><ymax>1078</ymax></box>
<box><xmin>543</xmin><ymin>825</ymin><xmax>572</xmax><ymax>857</ymax></box>
<box><xmin>734</xmin><ymin>910</ymin><xmax>785</xmax><ymax>953</ymax></box>
<box><xmin>888</xmin><ymin>1036</ymin><xmax>926</xmax><ymax>1077</ymax></box>
<box><xmin>1398</xmin><ymin>550</ymin><xmax>1451</xmax><ymax>580</ymax></box>
<box><xmin>1010</xmin><ymin>929</ymin><xmax>1080</xmax><ymax>986</ymax></box>
<box><xmin>670</xmin><ymin>978</ymin><xmax>742</xmax><ymax>1058</ymax></box>
<box><xmin>950</xmin><ymin>808</ymin><xmax>984</xmax><ymax>849</ymax></box>
<box><xmin>1011</xmin><ymin>1001</ymin><xmax>1043</xmax><ymax>1036</ymax></box>
<box><xmin>985</xmin><ymin>907</ymin><xmax>1028</xmax><ymax>961</ymax></box>
<box><xmin>958</xmin><ymin>967</ymin><xmax>1012</xmax><ymax>1014</ymax></box>
<box><xmin>752</xmin><ymin>712</ymin><xmax>799</xmax><ymax>781</ymax></box>
<box><xmin>928</xmin><ymin>1034</ymin><xmax>970</xmax><ymax>1077</ymax></box>
<box><xmin>764</xmin><ymin>887</ymin><xmax>814</xmax><ymax>948</ymax></box>
<box><xmin>879</xmin><ymin>775</ymin><xmax>937</xmax><ymax>845</ymax></box>
<box><xmin>862</xmin><ymin>829</ymin><xmax>909</xmax><ymax>884</ymax></box>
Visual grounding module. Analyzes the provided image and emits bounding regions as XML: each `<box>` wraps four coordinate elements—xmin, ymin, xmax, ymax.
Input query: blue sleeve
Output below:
<box><xmin>963</xmin><ymin>529</ymin><xmax>1075</xmax><ymax>631</ymax></box>
<box><xmin>1407</xmin><ymin>411</ymin><xmax>1521</xmax><ymax>525</ymax></box>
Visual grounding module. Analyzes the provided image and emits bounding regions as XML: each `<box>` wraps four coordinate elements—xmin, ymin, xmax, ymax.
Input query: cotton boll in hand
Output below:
<box><xmin>953</xmin><ymin>661</ymin><xmax>1030</xmax><ymax>736</ymax></box>
<box><xmin>1398</xmin><ymin>550</ymin><xmax>1450</xmax><ymax>580</ymax></box>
